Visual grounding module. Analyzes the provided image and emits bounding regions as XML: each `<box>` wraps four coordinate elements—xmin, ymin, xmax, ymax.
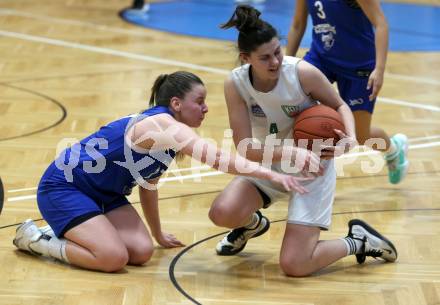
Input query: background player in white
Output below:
<box><xmin>210</xmin><ymin>5</ymin><xmax>398</xmax><ymax>276</ymax></box>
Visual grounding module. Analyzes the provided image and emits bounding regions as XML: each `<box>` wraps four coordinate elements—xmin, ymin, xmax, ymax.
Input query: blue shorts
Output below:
<box><xmin>304</xmin><ymin>52</ymin><xmax>376</xmax><ymax>113</ymax></box>
<box><xmin>37</xmin><ymin>167</ymin><xmax>130</xmax><ymax>238</ymax></box>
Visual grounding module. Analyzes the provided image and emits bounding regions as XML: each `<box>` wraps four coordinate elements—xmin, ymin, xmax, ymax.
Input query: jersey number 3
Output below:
<box><xmin>314</xmin><ymin>1</ymin><xmax>326</xmax><ymax>19</ymax></box>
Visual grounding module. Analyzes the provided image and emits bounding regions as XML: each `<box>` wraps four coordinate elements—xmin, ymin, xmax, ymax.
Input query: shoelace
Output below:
<box><xmin>365</xmin><ymin>248</ymin><xmax>383</xmax><ymax>258</ymax></box>
<box><xmin>227</xmin><ymin>228</ymin><xmax>247</xmax><ymax>246</ymax></box>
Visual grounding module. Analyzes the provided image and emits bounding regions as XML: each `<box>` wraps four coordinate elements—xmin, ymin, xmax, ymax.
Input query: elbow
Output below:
<box><xmin>291</xmin><ymin>22</ymin><xmax>305</xmax><ymax>32</ymax></box>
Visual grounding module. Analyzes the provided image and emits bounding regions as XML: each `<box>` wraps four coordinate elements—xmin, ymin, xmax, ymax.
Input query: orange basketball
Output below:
<box><xmin>293</xmin><ymin>104</ymin><xmax>345</xmax><ymax>150</ymax></box>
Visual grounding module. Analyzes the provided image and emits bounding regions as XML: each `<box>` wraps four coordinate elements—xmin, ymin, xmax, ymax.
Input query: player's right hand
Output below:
<box><xmin>269</xmin><ymin>172</ymin><xmax>314</xmax><ymax>194</ymax></box>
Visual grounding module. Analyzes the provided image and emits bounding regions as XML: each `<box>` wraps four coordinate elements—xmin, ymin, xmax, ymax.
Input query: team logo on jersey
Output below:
<box><xmin>322</xmin><ymin>32</ymin><xmax>335</xmax><ymax>50</ymax></box>
<box><xmin>251</xmin><ymin>104</ymin><xmax>266</xmax><ymax>117</ymax></box>
<box><xmin>348</xmin><ymin>98</ymin><xmax>364</xmax><ymax>106</ymax></box>
<box><xmin>281</xmin><ymin>105</ymin><xmax>301</xmax><ymax>117</ymax></box>
<box><xmin>314</xmin><ymin>23</ymin><xmax>336</xmax><ymax>50</ymax></box>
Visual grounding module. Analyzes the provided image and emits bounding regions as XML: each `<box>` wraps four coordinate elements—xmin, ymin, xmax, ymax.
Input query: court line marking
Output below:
<box><xmin>385</xmin><ymin>72</ymin><xmax>440</xmax><ymax>86</ymax></box>
<box><xmin>7</xmin><ymin>165</ymin><xmax>211</xmax><ymax>193</ymax></box>
<box><xmin>408</xmin><ymin>135</ymin><xmax>440</xmax><ymax>142</ymax></box>
<box><xmin>1</xmin><ymin>8</ymin><xmax>440</xmax><ymax>87</ymax></box>
<box><xmin>170</xmin><ymin>208</ymin><xmax>440</xmax><ymax>305</ymax></box>
<box><xmin>7</xmin><ymin>140</ymin><xmax>440</xmax><ymax>203</ymax></box>
<box><xmin>0</xmin><ymin>30</ymin><xmax>229</xmax><ymax>76</ymax></box>
<box><xmin>0</xmin><ymin>29</ymin><xmax>438</xmax><ymax>112</ymax></box>
<box><xmin>0</xmin><ymin>9</ymin><xmax>225</xmax><ymax>49</ymax></box>
<box><xmin>378</xmin><ymin>97</ymin><xmax>440</xmax><ymax>112</ymax></box>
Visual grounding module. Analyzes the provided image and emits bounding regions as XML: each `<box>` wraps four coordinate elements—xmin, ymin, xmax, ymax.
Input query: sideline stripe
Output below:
<box><xmin>7</xmin><ymin>171</ymin><xmax>224</xmax><ymax>203</ymax></box>
<box><xmin>0</xmin><ymin>29</ymin><xmax>438</xmax><ymax>112</ymax></box>
<box><xmin>0</xmin><ymin>9</ymin><xmax>225</xmax><ymax>49</ymax></box>
<box><xmin>0</xmin><ymin>30</ymin><xmax>229</xmax><ymax>75</ymax></box>
<box><xmin>7</xmin><ymin>187</ymin><xmax>37</xmax><ymax>193</ymax></box>
<box><xmin>386</xmin><ymin>72</ymin><xmax>440</xmax><ymax>86</ymax></box>
<box><xmin>378</xmin><ymin>97</ymin><xmax>440</xmax><ymax>112</ymax></box>
<box><xmin>1</xmin><ymin>10</ymin><xmax>440</xmax><ymax>86</ymax></box>
<box><xmin>7</xmin><ymin>165</ymin><xmax>212</xmax><ymax>193</ymax></box>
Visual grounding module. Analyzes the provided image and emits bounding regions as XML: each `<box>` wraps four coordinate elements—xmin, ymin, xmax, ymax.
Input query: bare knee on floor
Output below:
<box><xmin>128</xmin><ymin>242</ymin><xmax>154</xmax><ymax>265</ymax></box>
<box><xmin>279</xmin><ymin>257</ymin><xmax>312</xmax><ymax>277</ymax></box>
<box><xmin>95</xmin><ymin>247</ymin><xmax>130</xmax><ymax>272</ymax></box>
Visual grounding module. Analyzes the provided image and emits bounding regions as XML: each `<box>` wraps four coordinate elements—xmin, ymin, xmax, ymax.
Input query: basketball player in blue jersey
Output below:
<box><xmin>211</xmin><ymin>5</ymin><xmax>398</xmax><ymax>277</ymax></box>
<box><xmin>287</xmin><ymin>0</ymin><xmax>409</xmax><ymax>184</ymax></box>
<box><xmin>12</xmin><ymin>71</ymin><xmax>311</xmax><ymax>272</ymax></box>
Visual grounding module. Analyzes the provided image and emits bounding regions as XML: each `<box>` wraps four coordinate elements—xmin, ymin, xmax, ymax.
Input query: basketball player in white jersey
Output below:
<box><xmin>209</xmin><ymin>5</ymin><xmax>398</xmax><ymax>276</ymax></box>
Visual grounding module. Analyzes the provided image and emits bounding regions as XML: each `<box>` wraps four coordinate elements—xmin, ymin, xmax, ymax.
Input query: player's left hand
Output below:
<box><xmin>367</xmin><ymin>68</ymin><xmax>384</xmax><ymax>101</ymax></box>
<box><xmin>155</xmin><ymin>231</ymin><xmax>185</xmax><ymax>248</ymax></box>
<box><xmin>320</xmin><ymin>129</ymin><xmax>357</xmax><ymax>159</ymax></box>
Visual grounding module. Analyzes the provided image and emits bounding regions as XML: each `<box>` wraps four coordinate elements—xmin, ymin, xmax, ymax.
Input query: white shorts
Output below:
<box><xmin>240</xmin><ymin>159</ymin><xmax>336</xmax><ymax>230</ymax></box>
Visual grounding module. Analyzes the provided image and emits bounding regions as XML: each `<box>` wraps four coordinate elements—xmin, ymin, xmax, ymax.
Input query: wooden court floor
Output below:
<box><xmin>0</xmin><ymin>1</ymin><xmax>439</xmax><ymax>304</ymax></box>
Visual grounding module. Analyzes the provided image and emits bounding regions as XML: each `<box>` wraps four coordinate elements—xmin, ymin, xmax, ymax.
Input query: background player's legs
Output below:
<box><xmin>279</xmin><ymin>224</ymin><xmax>347</xmax><ymax>277</ymax></box>
<box><xmin>105</xmin><ymin>204</ymin><xmax>154</xmax><ymax>265</ymax></box>
<box><xmin>130</xmin><ymin>0</ymin><xmax>149</xmax><ymax>12</ymax></box>
<box><xmin>209</xmin><ymin>178</ymin><xmax>264</xmax><ymax>228</ymax></box>
<box><xmin>353</xmin><ymin>110</ymin><xmax>391</xmax><ymax>150</ymax></box>
<box><xmin>338</xmin><ymin>76</ymin><xmax>409</xmax><ymax>183</ymax></box>
<box><xmin>132</xmin><ymin>0</ymin><xmax>145</xmax><ymax>9</ymax></box>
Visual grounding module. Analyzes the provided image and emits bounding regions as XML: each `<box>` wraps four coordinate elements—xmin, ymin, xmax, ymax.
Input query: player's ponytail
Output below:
<box><xmin>220</xmin><ymin>5</ymin><xmax>263</xmax><ymax>32</ymax></box>
<box><xmin>149</xmin><ymin>74</ymin><xmax>168</xmax><ymax>107</ymax></box>
<box><xmin>149</xmin><ymin>71</ymin><xmax>204</xmax><ymax>107</ymax></box>
<box><xmin>220</xmin><ymin>5</ymin><xmax>278</xmax><ymax>54</ymax></box>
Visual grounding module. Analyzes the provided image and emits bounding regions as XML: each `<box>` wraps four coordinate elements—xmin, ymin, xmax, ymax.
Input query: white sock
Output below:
<box><xmin>29</xmin><ymin>235</ymin><xmax>69</xmax><ymax>263</ymax></box>
<box><xmin>342</xmin><ymin>237</ymin><xmax>363</xmax><ymax>255</ymax></box>
<box><xmin>384</xmin><ymin>140</ymin><xmax>397</xmax><ymax>158</ymax></box>
<box><xmin>244</xmin><ymin>213</ymin><xmax>259</xmax><ymax>229</ymax></box>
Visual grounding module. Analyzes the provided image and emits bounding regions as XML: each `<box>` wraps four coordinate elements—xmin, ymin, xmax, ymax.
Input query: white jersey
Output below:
<box><xmin>231</xmin><ymin>56</ymin><xmax>317</xmax><ymax>143</ymax></box>
<box><xmin>231</xmin><ymin>56</ymin><xmax>336</xmax><ymax>229</ymax></box>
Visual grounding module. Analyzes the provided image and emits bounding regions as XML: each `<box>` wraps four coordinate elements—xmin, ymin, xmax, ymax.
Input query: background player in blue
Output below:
<box><xmin>286</xmin><ymin>0</ymin><xmax>409</xmax><ymax>184</ymax></box>
<box><xmin>12</xmin><ymin>71</ymin><xmax>310</xmax><ymax>272</ymax></box>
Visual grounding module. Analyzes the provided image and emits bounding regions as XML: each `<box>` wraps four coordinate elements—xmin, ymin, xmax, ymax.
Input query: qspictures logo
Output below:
<box><xmin>54</xmin><ymin>115</ymin><xmax>387</xmax><ymax>190</ymax></box>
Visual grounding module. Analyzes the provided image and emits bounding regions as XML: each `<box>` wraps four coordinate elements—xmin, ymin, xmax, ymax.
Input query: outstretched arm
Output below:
<box><xmin>128</xmin><ymin>111</ymin><xmax>312</xmax><ymax>193</ymax></box>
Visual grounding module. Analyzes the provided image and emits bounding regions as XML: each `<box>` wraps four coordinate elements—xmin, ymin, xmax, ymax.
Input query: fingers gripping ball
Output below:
<box><xmin>293</xmin><ymin>105</ymin><xmax>345</xmax><ymax>151</ymax></box>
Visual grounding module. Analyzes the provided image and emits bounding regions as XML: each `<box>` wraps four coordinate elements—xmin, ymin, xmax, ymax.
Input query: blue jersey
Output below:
<box><xmin>306</xmin><ymin>0</ymin><xmax>375</xmax><ymax>71</ymax></box>
<box><xmin>41</xmin><ymin>106</ymin><xmax>176</xmax><ymax>204</ymax></box>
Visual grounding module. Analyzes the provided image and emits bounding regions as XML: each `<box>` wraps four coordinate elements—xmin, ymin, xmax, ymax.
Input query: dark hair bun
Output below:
<box><xmin>220</xmin><ymin>5</ymin><xmax>263</xmax><ymax>32</ymax></box>
<box><xmin>234</xmin><ymin>5</ymin><xmax>263</xmax><ymax>31</ymax></box>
